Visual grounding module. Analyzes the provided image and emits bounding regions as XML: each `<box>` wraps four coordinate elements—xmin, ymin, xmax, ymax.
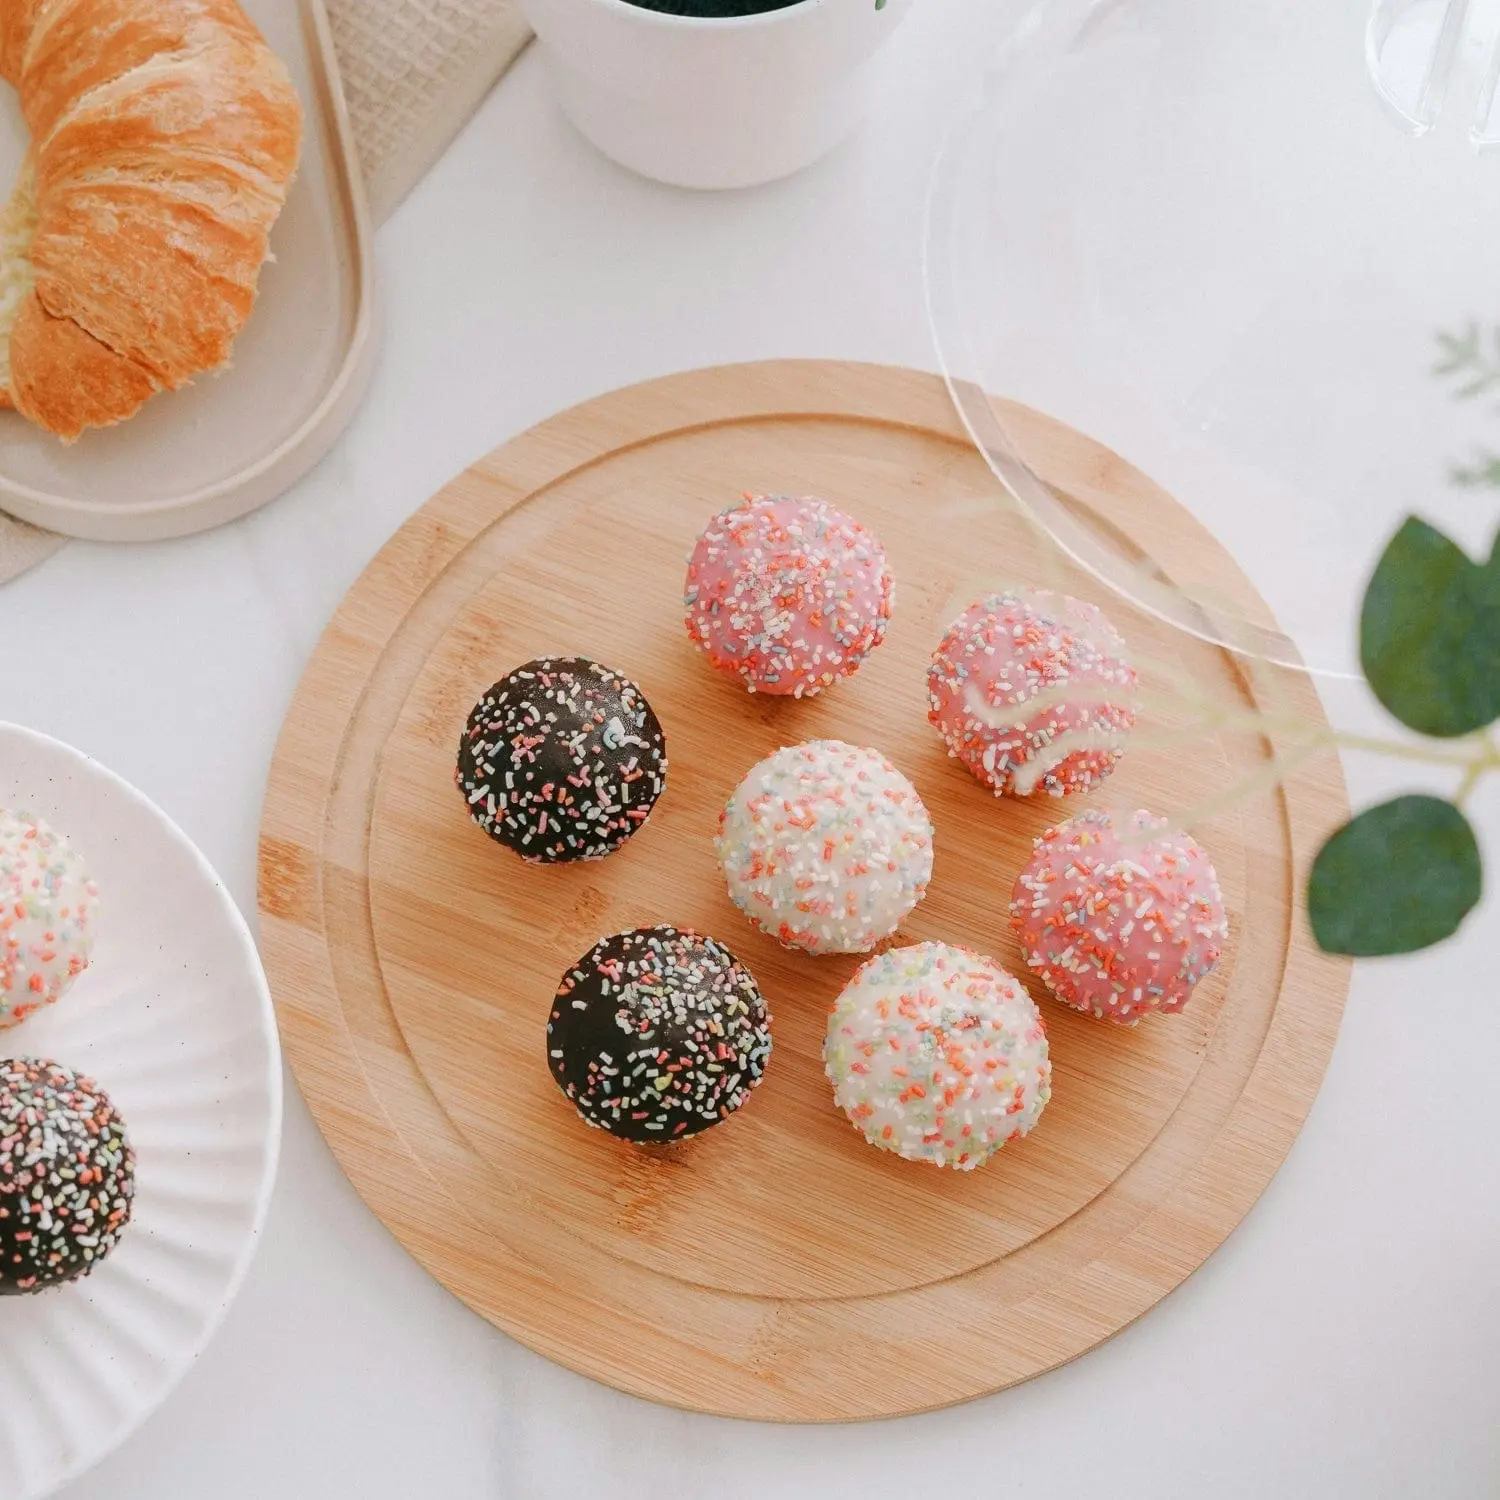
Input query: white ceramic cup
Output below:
<box><xmin>514</xmin><ymin>0</ymin><xmax>916</xmax><ymax>189</ymax></box>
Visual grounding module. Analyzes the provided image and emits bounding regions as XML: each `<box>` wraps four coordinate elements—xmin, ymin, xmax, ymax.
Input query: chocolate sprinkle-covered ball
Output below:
<box><xmin>0</xmin><ymin>1058</ymin><xmax>135</xmax><ymax>1295</ymax></box>
<box><xmin>456</xmin><ymin>657</ymin><xmax>668</xmax><ymax>863</ymax></box>
<box><xmin>547</xmin><ymin>926</ymin><xmax>771</xmax><ymax>1143</ymax></box>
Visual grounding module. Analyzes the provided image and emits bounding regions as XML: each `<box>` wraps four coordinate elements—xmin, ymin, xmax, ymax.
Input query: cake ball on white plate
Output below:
<box><xmin>0</xmin><ymin>1058</ymin><xmax>135</xmax><ymax>1294</ymax></box>
<box><xmin>824</xmin><ymin>942</ymin><xmax>1051</xmax><ymax>1170</ymax></box>
<box><xmin>927</xmin><ymin>589</ymin><xmax>1137</xmax><ymax>797</ymax></box>
<box><xmin>716</xmin><ymin>740</ymin><xmax>933</xmax><ymax>955</ymax></box>
<box><xmin>684</xmin><ymin>493</ymin><xmax>893</xmax><ymax>697</ymax></box>
<box><xmin>0</xmin><ymin>809</ymin><xmax>98</xmax><ymax>1030</ymax></box>
<box><xmin>1010</xmin><ymin>808</ymin><xmax>1228</xmax><ymax>1025</ymax></box>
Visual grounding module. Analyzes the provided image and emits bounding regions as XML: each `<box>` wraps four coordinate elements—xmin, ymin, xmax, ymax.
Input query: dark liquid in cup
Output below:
<box><xmin>621</xmin><ymin>0</ymin><xmax>807</xmax><ymax>14</ymax></box>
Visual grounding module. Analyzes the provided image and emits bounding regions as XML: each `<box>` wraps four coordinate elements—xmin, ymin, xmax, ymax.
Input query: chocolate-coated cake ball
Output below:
<box><xmin>456</xmin><ymin>657</ymin><xmax>667</xmax><ymax>863</ymax></box>
<box><xmin>0</xmin><ymin>1058</ymin><xmax>135</xmax><ymax>1295</ymax></box>
<box><xmin>547</xmin><ymin>927</ymin><xmax>771</xmax><ymax>1143</ymax></box>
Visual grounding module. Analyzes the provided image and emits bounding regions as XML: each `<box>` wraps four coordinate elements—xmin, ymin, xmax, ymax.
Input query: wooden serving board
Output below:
<box><xmin>258</xmin><ymin>360</ymin><xmax>1351</xmax><ymax>1421</ymax></box>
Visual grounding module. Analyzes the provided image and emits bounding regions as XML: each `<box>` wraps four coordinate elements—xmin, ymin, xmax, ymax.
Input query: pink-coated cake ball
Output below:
<box><xmin>1009</xmin><ymin>808</ymin><xmax>1228</xmax><ymax>1024</ymax></box>
<box><xmin>684</xmin><ymin>493</ymin><xmax>893</xmax><ymax>697</ymax></box>
<box><xmin>927</xmin><ymin>590</ymin><xmax>1137</xmax><ymax>797</ymax></box>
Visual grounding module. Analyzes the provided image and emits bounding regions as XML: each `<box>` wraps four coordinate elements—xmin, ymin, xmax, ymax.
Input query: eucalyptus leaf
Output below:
<box><xmin>1360</xmin><ymin>517</ymin><xmax>1500</xmax><ymax>737</ymax></box>
<box><xmin>1449</xmin><ymin>453</ymin><xmax>1500</xmax><ymax>489</ymax></box>
<box><xmin>1434</xmin><ymin>321</ymin><xmax>1500</xmax><ymax>396</ymax></box>
<box><xmin>1434</xmin><ymin>323</ymin><xmax>1478</xmax><ymax>374</ymax></box>
<box><xmin>1309</xmin><ymin>795</ymin><xmax>1482</xmax><ymax>956</ymax></box>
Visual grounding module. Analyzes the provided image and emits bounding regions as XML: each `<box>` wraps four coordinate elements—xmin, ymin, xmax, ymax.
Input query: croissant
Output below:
<box><xmin>0</xmin><ymin>0</ymin><xmax>302</xmax><ymax>441</ymax></box>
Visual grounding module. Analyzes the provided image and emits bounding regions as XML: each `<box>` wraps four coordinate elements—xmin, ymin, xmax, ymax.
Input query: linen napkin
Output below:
<box><xmin>0</xmin><ymin>0</ymin><xmax>533</xmax><ymax>584</ymax></box>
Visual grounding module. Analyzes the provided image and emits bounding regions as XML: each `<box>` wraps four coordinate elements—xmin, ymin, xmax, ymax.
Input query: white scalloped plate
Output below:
<box><xmin>0</xmin><ymin>724</ymin><xmax>281</xmax><ymax>1500</ymax></box>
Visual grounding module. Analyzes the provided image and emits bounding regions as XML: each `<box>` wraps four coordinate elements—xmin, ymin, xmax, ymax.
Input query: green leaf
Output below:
<box><xmin>1309</xmin><ymin>795</ymin><xmax>1482</xmax><ymax>956</ymax></box>
<box><xmin>1360</xmin><ymin>516</ymin><xmax>1500</xmax><ymax>737</ymax></box>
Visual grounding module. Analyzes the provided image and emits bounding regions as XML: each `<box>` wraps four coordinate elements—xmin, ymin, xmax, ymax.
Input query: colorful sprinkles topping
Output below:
<box><xmin>684</xmin><ymin>493</ymin><xmax>893</xmax><ymax>697</ymax></box>
<box><xmin>0</xmin><ymin>809</ymin><xmax>98</xmax><ymax>1030</ymax></box>
<box><xmin>0</xmin><ymin>1057</ymin><xmax>135</xmax><ymax>1295</ymax></box>
<box><xmin>1010</xmin><ymin>808</ymin><xmax>1229</xmax><ymax>1025</ymax></box>
<box><xmin>547</xmin><ymin>926</ymin><xmax>771</xmax><ymax>1143</ymax></box>
<box><xmin>824</xmin><ymin>942</ymin><xmax>1051</xmax><ymax>1170</ymax></box>
<box><xmin>927</xmin><ymin>590</ymin><xmax>1137</xmax><ymax>797</ymax></box>
<box><xmin>456</xmin><ymin>657</ymin><xmax>667</xmax><ymax>864</ymax></box>
<box><xmin>716</xmin><ymin>740</ymin><xmax>934</xmax><ymax>956</ymax></box>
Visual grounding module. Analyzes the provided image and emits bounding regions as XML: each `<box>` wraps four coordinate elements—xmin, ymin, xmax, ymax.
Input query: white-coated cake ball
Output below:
<box><xmin>0</xmin><ymin>809</ymin><xmax>98</xmax><ymax>1030</ymax></box>
<box><xmin>715</xmin><ymin>740</ymin><xmax>933</xmax><ymax>955</ymax></box>
<box><xmin>824</xmin><ymin>941</ymin><xmax>1051</xmax><ymax>1170</ymax></box>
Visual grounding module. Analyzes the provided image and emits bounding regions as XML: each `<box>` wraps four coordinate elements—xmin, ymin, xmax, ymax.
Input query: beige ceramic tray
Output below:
<box><xmin>0</xmin><ymin>0</ymin><xmax>375</xmax><ymax>542</ymax></box>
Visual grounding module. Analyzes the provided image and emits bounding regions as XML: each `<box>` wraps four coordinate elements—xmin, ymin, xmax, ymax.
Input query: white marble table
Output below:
<box><xmin>5</xmin><ymin>2</ymin><xmax>1496</xmax><ymax>1493</ymax></box>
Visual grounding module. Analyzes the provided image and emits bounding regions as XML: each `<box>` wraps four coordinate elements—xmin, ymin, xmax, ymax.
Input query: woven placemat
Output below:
<box><xmin>0</xmin><ymin>515</ymin><xmax>68</xmax><ymax>580</ymax></box>
<box><xmin>327</xmin><ymin>0</ymin><xmax>532</xmax><ymax>226</ymax></box>
<box><xmin>0</xmin><ymin>0</ymin><xmax>532</xmax><ymax>584</ymax></box>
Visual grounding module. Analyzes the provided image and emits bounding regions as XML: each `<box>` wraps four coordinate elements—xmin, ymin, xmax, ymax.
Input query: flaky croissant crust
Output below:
<box><xmin>0</xmin><ymin>0</ymin><xmax>302</xmax><ymax>440</ymax></box>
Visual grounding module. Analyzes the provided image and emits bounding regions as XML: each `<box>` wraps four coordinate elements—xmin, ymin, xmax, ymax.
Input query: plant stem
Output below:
<box><xmin>1454</xmin><ymin>731</ymin><xmax>1500</xmax><ymax>805</ymax></box>
<box><xmin>1165</xmin><ymin>737</ymin><xmax>1329</xmax><ymax>833</ymax></box>
<box><xmin>967</xmin><ymin>675</ymin><xmax>1499</xmax><ymax>782</ymax></box>
<box><xmin>1326</xmin><ymin>727</ymin><xmax>1496</xmax><ymax>771</ymax></box>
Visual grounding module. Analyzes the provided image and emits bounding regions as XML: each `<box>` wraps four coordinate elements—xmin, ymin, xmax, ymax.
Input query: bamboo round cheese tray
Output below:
<box><xmin>258</xmin><ymin>360</ymin><xmax>1351</xmax><ymax>1421</ymax></box>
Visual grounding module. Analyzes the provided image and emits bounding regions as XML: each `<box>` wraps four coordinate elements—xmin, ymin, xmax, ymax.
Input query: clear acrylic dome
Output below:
<box><xmin>927</xmin><ymin>0</ymin><xmax>1500</xmax><ymax>674</ymax></box>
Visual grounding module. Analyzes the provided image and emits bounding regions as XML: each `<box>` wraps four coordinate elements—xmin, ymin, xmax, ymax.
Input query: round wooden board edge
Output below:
<box><xmin>257</xmin><ymin>358</ymin><xmax>1354</xmax><ymax>1421</ymax></box>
